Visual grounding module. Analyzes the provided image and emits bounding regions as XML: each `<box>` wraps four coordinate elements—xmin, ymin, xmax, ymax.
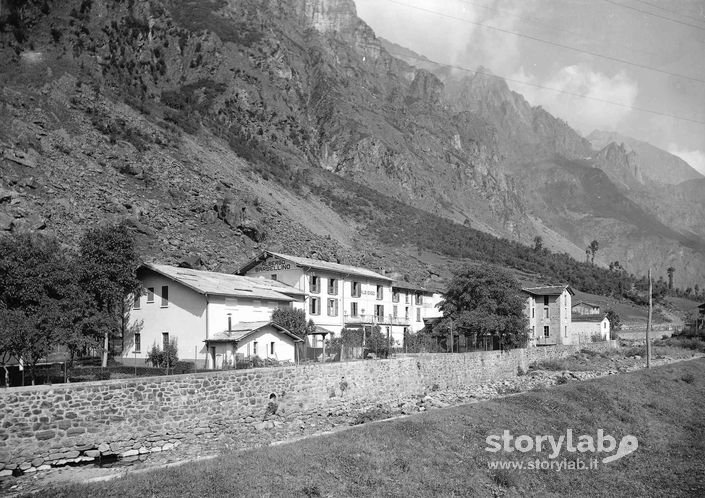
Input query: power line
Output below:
<box><xmin>629</xmin><ymin>0</ymin><xmax>705</xmax><ymax>25</ymax></box>
<box><xmin>450</xmin><ymin>0</ymin><xmax>663</xmax><ymax>59</ymax></box>
<box><xmin>397</xmin><ymin>52</ymin><xmax>705</xmax><ymax>126</ymax></box>
<box><xmin>603</xmin><ymin>0</ymin><xmax>705</xmax><ymax>32</ymax></box>
<box><xmin>381</xmin><ymin>0</ymin><xmax>705</xmax><ymax>84</ymax></box>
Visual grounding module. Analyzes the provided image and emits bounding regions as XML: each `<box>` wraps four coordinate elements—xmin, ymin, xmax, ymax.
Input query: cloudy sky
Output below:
<box><xmin>354</xmin><ymin>0</ymin><xmax>705</xmax><ymax>175</ymax></box>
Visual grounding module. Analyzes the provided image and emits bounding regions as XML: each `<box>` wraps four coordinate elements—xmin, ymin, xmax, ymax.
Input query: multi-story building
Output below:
<box><xmin>125</xmin><ymin>263</ymin><xmax>302</xmax><ymax>369</ymax></box>
<box><xmin>238</xmin><ymin>252</ymin><xmax>444</xmax><ymax>349</ymax></box>
<box><xmin>522</xmin><ymin>285</ymin><xmax>574</xmax><ymax>346</ymax></box>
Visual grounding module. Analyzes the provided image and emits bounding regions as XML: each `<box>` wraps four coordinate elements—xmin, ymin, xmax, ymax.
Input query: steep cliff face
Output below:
<box><xmin>593</xmin><ymin>142</ymin><xmax>644</xmax><ymax>190</ymax></box>
<box><xmin>588</xmin><ymin>130</ymin><xmax>703</xmax><ymax>185</ymax></box>
<box><xmin>1</xmin><ymin>0</ymin><xmax>704</xmax><ymax>287</ymax></box>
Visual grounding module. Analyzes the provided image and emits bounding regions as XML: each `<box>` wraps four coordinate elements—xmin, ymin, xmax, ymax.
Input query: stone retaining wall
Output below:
<box><xmin>0</xmin><ymin>341</ymin><xmax>616</xmax><ymax>477</ymax></box>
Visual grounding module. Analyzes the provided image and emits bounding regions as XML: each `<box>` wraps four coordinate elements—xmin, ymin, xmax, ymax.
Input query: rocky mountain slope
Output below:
<box><xmin>0</xmin><ymin>0</ymin><xmax>704</xmax><ymax>289</ymax></box>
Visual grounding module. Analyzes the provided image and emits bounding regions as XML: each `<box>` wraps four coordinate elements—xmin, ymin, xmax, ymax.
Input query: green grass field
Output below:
<box><xmin>36</xmin><ymin>359</ymin><xmax>705</xmax><ymax>497</ymax></box>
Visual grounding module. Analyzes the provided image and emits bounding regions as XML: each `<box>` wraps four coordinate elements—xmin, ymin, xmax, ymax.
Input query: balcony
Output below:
<box><xmin>343</xmin><ymin>313</ymin><xmax>411</xmax><ymax>326</ymax></box>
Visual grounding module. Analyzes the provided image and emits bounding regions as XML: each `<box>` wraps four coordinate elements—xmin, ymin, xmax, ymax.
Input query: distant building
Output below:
<box><xmin>125</xmin><ymin>263</ymin><xmax>301</xmax><ymax>369</ymax></box>
<box><xmin>571</xmin><ymin>314</ymin><xmax>610</xmax><ymax>344</ymax></box>
<box><xmin>238</xmin><ymin>252</ymin><xmax>443</xmax><ymax>350</ymax></box>
<box><xmin>523</xmin><ymin>285</ymin><xmax>574</xmax><ymax>346</ymax></box>
<box><xmin>572</xmin><ymin>301</ymin><xmax>601</xmax><ymax>316</ymax></box>
<box><xmin>697</xmin><ymin>303</ymin><xmax>705</xmax><ymax>329</ymax></box>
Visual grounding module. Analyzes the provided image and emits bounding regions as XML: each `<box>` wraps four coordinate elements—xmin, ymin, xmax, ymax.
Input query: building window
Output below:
<box><xmin>327</xmin><ymin>298</ymin><xmax>338</xmax><ymax>317</ymax></box>
<box><xmin>544</xmin><ymin>308</ymin><xmax>549</xmax><ymax>319</ymax></box>
<box><xmin>310</xmin><ymin>297</ymin><xmax>320</xmax><ymax>315</ymax></box>
<box><xmin>405</xmin><ymin>293</ymin><xmax>409</xmax><ymax>304</ymax></box>
<box><xmin>310</xmin><ymin>275</ymin><xmax>319</xmax><ymax>294</ymax></box>
<box><xmin>271</xmin><ymin>274</ymin><xmax>277</xmax><ymax>281</ymax></box>
<box><xmin>392</xmin><ymin>291</ymin><xmax>400</xmax><ymax>303</ymax></box>
<box><xmin>544</xmin><ymin>296</ymin><xmax>549</xmax><ymax>306</ymax></box>
<box><xmin>531</xmin><ymin>326</ymin><xmax>535</xmax><ymax>337</ymax></box>
<box><xmin>531</xmin><ymin>307</ymin><xmax>535</xmax><ymax>318</ymax></box>
<box><xmin>405</xmin><ymin>307</ymin><xmax>409</xmax><ymax>319</ymax></box>
<box><xmin>351</xmin><ymin>281</ymin><xmax>361</xmax><ymax>298</ymax></box>
<box><xmin>147</xmin><ymin>287</ymin><xmax>154</xmax><ymax>303</ymax></box>
<box><xmin>393</xmin><ymin>305</ymin><xmax>398</xmax><ymax>318</ymax></box>
<box><xmin>253</xmin><ymin>341</ymin><xmax>258</xmax><ymax>356</ymax></box>
<box><xmin>227</xmin><ymin>314</ymin><xmax>232</xmax><ymax>331</ymax></box>
<box><xmin>134</xmin><ymin>333</ymin><xmax>141</xmax><ymax>353</ymax></box>
<box><xmin>328</xmin><ymin>278</ymin><xmax>338</xmax><ymax>295</ymax></box>
<box><xmin>543</xmin><ymin>326</ymin><xmax>549</xmax><ymax>337</ymax></box>
<box><xmin>374</xmin><ymin>305</ymin><xmax>384</xmax><ymax>319</ymax></box>
<box><xmin>376</xmin><ymin>285</ymin><xmax>383</xmax><ymax>300</ymax></box>
<box><xmin>162</xmin><ymin>332</ymin><xmax>169</xmax><ymax>350</ymax></box>
<box><xmin>271</xmin><ymin>342</ymin><xmax>275</xmax><ymax>355</ymax></box>
<box><xmin>350</xmin><ymin>302</ymin><xmax>359</xmax><ymax>317</ymax></box>
<box><xmin>415</xmin><ymin>294</ymin><xmax>423</xmax><ymax>305</ymax></box>
<box><xmin>161</xmin><ymin>286</ymin><xmax>169</xmax><ymax>307</ymax></box>
<box><xmin>133</xmin><ymin>293</ymin><xmax>141</xmax><ymax>309</ymax></box>
<box><xmin>416</xmin><ymin>308</ymin><xmax>421</xmax><ymax>322</ymax></box>
<box><xmin>564</xmin><ymin>326</ymin><xmax>568</xmax><ymax>337</ymax></box>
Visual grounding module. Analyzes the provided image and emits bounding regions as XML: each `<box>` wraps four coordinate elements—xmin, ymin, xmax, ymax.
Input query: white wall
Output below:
<box><xmin>235</xmin><ymin>326</ymin><xmax>297</xmax><ymax>363</ymax></box>
<box><xmin>572</xmin><ymin>318</ymin><xmax>610</xmax><ymax>344</ymax></box>
<box><xmin>206</xmin><ymin>296</ymin><xmax>290</xmax><ymax>338</ymax></box>
<box><xmin>126</xmin><ymin>271</ymin><xmax>207</xmax><ymax>363</ymax></box>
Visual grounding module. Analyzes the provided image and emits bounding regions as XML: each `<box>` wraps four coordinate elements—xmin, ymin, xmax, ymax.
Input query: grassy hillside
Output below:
<box><xmin>42</xmin><ymin>359</ymin><xmax>705</xmax><ymax>497</ymax></box>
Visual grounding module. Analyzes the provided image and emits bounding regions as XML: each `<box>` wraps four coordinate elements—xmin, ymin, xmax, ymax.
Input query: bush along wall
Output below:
<box><xmin>0</xmin><ymin>342</ymin><xmax>617</xmax><ymax>477</ymax></box>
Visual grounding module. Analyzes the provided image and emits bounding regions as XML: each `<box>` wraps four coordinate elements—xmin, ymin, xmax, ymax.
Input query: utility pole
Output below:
<box><xmin>448</xmin><ymin>319</ymin><xmax>453</xmax><ymax>353</ymax></box>
<box><xmin>646</xmin><ymin>268</ymin><xmax>652</xmax><ymax>368</ymax></box>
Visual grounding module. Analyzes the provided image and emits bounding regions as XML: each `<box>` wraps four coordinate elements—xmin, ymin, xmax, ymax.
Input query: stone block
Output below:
<box><xmin>31</xmin><ymin>458</ymin><xmax>44</xmax><ymax>467</ymax></box>
<box><xmin>37</xmin><ymin>465</ymin><xmax>51</xmax><ymax>471</ymax></box>
<box><xmin>35</xmin><ymin>430</ymin><xmax>55</xmax><ymax>441</ymax></box>
<box><xmin>0</xmin><ymin>470</ymin><xmax>13</xmax><ymax>478</ymax></box>
<box><xmin>98</xmin><ymin>442</ymin><xmax>110</xmax><ymax>454</ymax></box>
<box><xmin>122</xmin><ymin>449</ymin><xmax>139</xmax><ymax>457</ymax></box>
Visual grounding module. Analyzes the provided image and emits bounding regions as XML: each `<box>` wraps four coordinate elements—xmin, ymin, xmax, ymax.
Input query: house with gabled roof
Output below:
<box><xmin>522</xmin><ymin>285</ymin><xmax>574</xmax><ymax>346</ymax></box>
<box><xmin>572</xmin><ymin>301</ymin><xmax>601</xmax><ymax>316</ymax></box>
<box><xmin>124</xmin><ymin>263</ymin><xmax>302</xmax><ymax>369</ymax></box>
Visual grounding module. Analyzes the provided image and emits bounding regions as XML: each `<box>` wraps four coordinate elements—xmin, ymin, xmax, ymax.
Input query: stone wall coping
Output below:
<box><xmin>0</xmin><ymin>342</ymin><xmax>616</xmax><ymax>397</ymax></box>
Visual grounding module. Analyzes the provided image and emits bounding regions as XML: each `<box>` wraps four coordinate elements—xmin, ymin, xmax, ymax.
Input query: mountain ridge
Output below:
<box><xmin>0</xmin><ymin>0</ymin><xmax>703</xmax><ymax>290</ymax></box>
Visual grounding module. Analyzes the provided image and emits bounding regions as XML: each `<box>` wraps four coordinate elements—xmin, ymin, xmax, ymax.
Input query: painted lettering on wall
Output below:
<box><xmin>253</xmin><ymin>258</ymin><xmax>292</xmax><ymax>273</ymax></box>
<box><xmin>361</xmin><ymin>290</ymin><xmax>376</xmax><ymax>296</ymax></box>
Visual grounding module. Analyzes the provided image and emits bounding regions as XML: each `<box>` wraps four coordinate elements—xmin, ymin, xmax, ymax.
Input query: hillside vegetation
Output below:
<box><xmin>0</xmin><ymin>0</ymin><xmax>703</xmax><ymax>301</ymax></box>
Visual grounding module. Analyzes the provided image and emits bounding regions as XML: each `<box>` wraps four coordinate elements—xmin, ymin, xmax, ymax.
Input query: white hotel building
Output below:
<box><xmin>238</xmin><ymin>252</ymin><xmax>442</xmax><ymax>348</ymax></box>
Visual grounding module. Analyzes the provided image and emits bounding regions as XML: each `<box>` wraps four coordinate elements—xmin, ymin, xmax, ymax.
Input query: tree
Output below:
<box><xmin>0</xmin><ymin>233</ymin><xmax>76</xmax><ymax>384</ymax></box>
<box><xmin>271</xmin><ymin>308</ymin><xmax>316</xmax><ymax>360</ymax></box>
<box><xmin>78</xmin><ymin>222</ymin><xmax>142</xmax><ymax>367</ymax></box>
<box><xmin>438</xmin><ymin>266</ymin><xmax>528</xmax><ymax>350</ymax></box>
<box><xmin>606</xmin><ymin>309</ymin><xmax>621</xmax><ymax>339</ymax></box>
<box><xmin>533</xmin><ymin>236</ymin><xmax>543</xmax><ymax>252</ymax></box>
<box><xmin>588</xmin><ymin>240</ymin><xmax>599</xmax><ymax>264</ymax></box>
<box><xmin>667</xmin><ymin>267</ymin><xmax>675</xmax><ymax>290</ymax></box>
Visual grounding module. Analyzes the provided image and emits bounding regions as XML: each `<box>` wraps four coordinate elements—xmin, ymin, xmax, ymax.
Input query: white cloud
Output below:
<box><xmin>667</xmin><ymin>145</ymin><xmax>705</xmax><ymax>176</ymax></box>
<box><xmin>510</xmin><ymin>64</ymin><xmax>639</xmax><ymax>135</ymax></box>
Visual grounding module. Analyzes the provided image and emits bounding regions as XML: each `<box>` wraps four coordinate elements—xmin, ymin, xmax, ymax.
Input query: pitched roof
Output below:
<box><xmin>522</xmin><ymin>285</ymin><xmax>575</xmax><ymax>296</ymax></box>
<box><xmin>241</xmin><ymin>275</ymin><xmax>306</xmax><ymax>297</ymax></box>
<box><xmin>238</xmin><ymin>251</ymin><xmax>392</xmax><ymax>281</ymax></box>
<box><xmin>140</xmin><ymin>264</ymin><xmax>294</xmax><ymax>301</ymax></box>
<box><xmin>571</xmin><ymin>314</ymin><xmax>607</xmax><ymax>323</ymax></box>
<box><xmin>572</xmin><ymin>301</ymin><xmax>600</xmax><ymax>308</ymax></box>
<box><xmin>392</xmin><ymin>281</ymin><xmax>433</xmax><ymax>293</ymax></box>
<box><xmin>206</xmin><ymin>321</ymin><xmax>302</xmax><ymax>343</ymax></box>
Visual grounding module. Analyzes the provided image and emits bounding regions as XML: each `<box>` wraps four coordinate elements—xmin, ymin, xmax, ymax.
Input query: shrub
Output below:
<box><xmin>530</xmin><ymin>359</ymin><xmax>568</xmax><ymax>371</ymax></box>
<box><xmin>146</xmin><ymin>340</ymin><xmax>179</xmax><ymax>371</ymax></box>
